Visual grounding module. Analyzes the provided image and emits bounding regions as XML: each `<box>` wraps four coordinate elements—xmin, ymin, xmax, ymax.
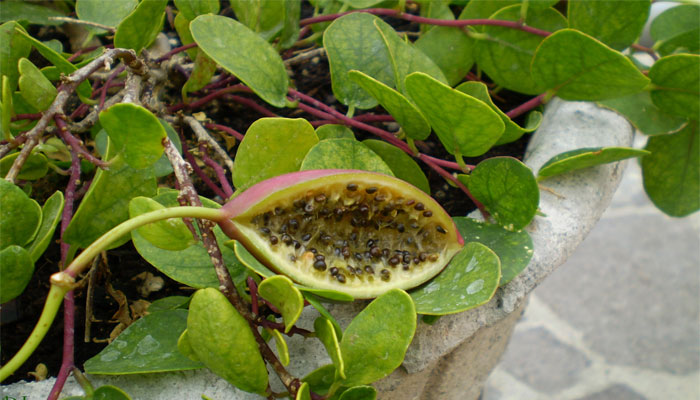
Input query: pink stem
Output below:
<box><xmin>10</xmin><ymin>113</ymin><xmax>42</xmax><ymax>121</ymax></box>
<box><xmin>205</xmin><ymin>123</ymin><xmax>245</xmax><ymax>141</ymax></box>
<box><xmin>224</xmin><ymin>94</ymin><xmax>280</xmax><ymax>117</ymax></box>
<box><xmin>247</xmin><ymin>277</ymin><xmax>259</xmax><ymax>316</ymax></box>
<box><xmin>66</xmin><ymin>44</ymin><xmax>103</xmax><ymax>62</ymax></box>
<box><xmin>353</xmin><ymin>114</ymin><xmax>395</xmax><ymax>123</ymax></box>
<box><xmin>55</xmin><ymin>115</ymin><xmax>109</xmax><ymax>168</ymax></box>
<box><xmin>181</xmin><ymin>138</ymin><xmax>228</xmax><ymax>199</ymax></box>
<box><xmin>156</xmin><ymin>42</ymin><xmax>198</xmax><ymax>62</ymax></box>
<box><xmin>200</xmin><ymin>143</ymin><xmax>234</xmax><ymax>198</ymax></box>
<box><xmin>419</xmin><ymin>155</ymin><xmax>489</xmax><ymax>218</ymax></box>
<box><xmin>506</xmin><ymin>93</ymin><xmax>546</xmax><ymax>119</ymax></box>
<box><xmin>168</xmin><ymin>84</ymin><xmax>247</xmax><ymax>112</ymax></box>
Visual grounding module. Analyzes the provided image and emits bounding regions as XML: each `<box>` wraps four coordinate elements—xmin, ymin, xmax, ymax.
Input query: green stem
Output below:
<box><xmin>0</xmin><ymin>206</ymin><xmax>224</xmax><ymax>381</ymax></box>
<box><xmin>406</xmin><ymin>137</ymin><xmax>419</xmax><ymax>155</ymax></box>
<box><xmin>2</xmin><ymin>76</ymin><xmax>13</xmax><ymax>141</ymax></box>
<box><xmin>455</xmin><ymin>153</ymin><xmax>469</xmax><ymax>173</ymax></box>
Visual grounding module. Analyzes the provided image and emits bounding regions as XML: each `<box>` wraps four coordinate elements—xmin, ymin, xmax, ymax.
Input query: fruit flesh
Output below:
<box><xmin>220</xmin><ymin>171</ymin><xmax>463</xmax><ymax>299</ymax></box>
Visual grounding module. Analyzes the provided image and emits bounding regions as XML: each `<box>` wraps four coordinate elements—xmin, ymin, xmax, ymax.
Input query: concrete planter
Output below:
<box><xmin>3</xmin><ymin>99</ymin><xmax>634</xmax><ymax>400</ymax></box>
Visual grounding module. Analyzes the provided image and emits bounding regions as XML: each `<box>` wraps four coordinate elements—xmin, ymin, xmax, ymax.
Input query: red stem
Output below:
<box><xmin>205</xmin><ymin>123</ymin><xmax>245</xmax><ymax>141</ymax></box>
<box><xmin>55</xmin><ymin>115</ymin><xmax>109</xmax><ymax>168</ymax></box>
<box><xmin>156</xmin><ymin>42</ymin><xmax>198</xmax><ymax>62</ymax></box>
<box><xmin>181</xmin><ymin>137</ymin><xmax>228</xmax><ymax>199</ymax></box>
<box><xmin>10</xmin><ymin>113</ymin><xmax>42</xmax><ymax>121</ymax></box>
<box><xmin>168</xmin><ymin>84</ymin><xmax>247</xmax><ymax>112</ymax></box>
<box><xmin>224</xmin><ymin>94</ymin><xmax>280</xmax><ymax>118</ymax></box>
<box><xmin>199</xmin><ymin>143</ymin><xmax>234</xmax><ymax>198</ymax></box>
<box><xmin>247</xmin><ymin>277</ymin><xmax>259</xmax><ymax>316</ymax></box>
<box><xmin>419</xmin><ymin>155</ymin><xmax>489</xmax><ymax>218</ymax></box>
<box><xmin>506</xmin><ymin>94</ymin><xmax>546</xmax><ymax>119</ymax></box>
<box><xmin>66</xmin><ymin>44</ymin><xmax>103</xmax><ymax>62</ymax></box>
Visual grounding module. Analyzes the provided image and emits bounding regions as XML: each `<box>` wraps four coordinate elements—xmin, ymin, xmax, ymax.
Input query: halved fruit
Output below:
<box><xmin>218</xmin><ymin>170</ymin><xmax>463</xmax><ymax>298</ymax></box>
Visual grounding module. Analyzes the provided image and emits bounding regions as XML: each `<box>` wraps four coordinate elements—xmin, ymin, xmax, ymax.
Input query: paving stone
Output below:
<box><xmin>536</xmin><ymin>212</ymin><xmax>700</xmax><ymax>374</ymax></box>
<box><xmin>576</xmin><ymin>384</ymin><xmax>648</xmax><ymax>400</ymax></box>
<box><xmin>499</xmin><ymin>327</ymin><xmax>590</xmax><ymax>393</ymax></box>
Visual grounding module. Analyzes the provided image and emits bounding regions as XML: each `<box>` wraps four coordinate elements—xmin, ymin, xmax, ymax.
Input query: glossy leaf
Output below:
<box><xmin>258</xmin><ymin>275</ymin><xmax>304</xmax><ymax>333</ymax></box>
<box><xmin>296</xmin><ymin>382</ymin><xmax>311</xmax><ymax>400</ymax></box>
<box><xmin>268</xmin><ymin>328</ymin><xmax>290</xmax><ymax>366</ymax></box>
<box><xmin>323</xmin><ymin>13</ymin><xmax>394</xmax><ymax>109</ymax></box>
<box><xmin>538</xmin><ymin>147</ymin><xmax>650</xmax><ymax>179</ymax></box>
<box><xmin>177</xmin><ymin>330</ymin><xmax>200</xmax><ymax>362</ymax></box>
<box><xmin>531</xmin><ymin>29</ymin><xmax>650</xmax><ymax>101</ymax></box>
<box><xmin>76</xmin><ymin>0</ymin><xmax>138</xmax><ymax>33</ymax></box>
<box><xmin>458</xmin><ymin>0</ymin><xmax>519</xmax><ymax>21</ymax></box>
<box><xmin>128</xmin><ymin>197</ymin><xmax>196</xmax><ymax>251</ymax></box>
<box><xmin>131</xmin><ymin>192</ymin><xmax>246</xmax><ymax>288</ymax></box>
<box><xmin>300</xmin><ymin>138</ymin><xmax>394</xmax><ymax>175</ymax></box>
<box><xmin>149</xmin><ymin>295</ymin><xmax>190</xmax><ymax>312</ymax></box>
<box><xmin>173</xmin><ymin>12</ymin><xmax>198</xmax><ymax>61</ymax></box>
<box><xmin>278</xmin><ymin>0</ymin><xmax>301</xmax><ymax>49</ymax></box>
<box><xmin>92</xmin><ymin>386</ymin><xmax>131</xmax><ymax>400</ymax></box>
<box><xmin>26</xmin><ymin>191</ymin><xmax>64</xmax><ymax>263</ymax></box>
<box><xmin>182</xmin><ymin>49</ymin><xmax>217</xmax><ymax>102</ymax></box>
<box><xmin>314</xmin><ymin>317</ymin><xmax>345</xmax><ymax>379</ymax></box>
<box><xmin>84</xmin><ymin>310</ymin><xmax>203</xmax><ymax>374</ymax></box>
<box><xmin>305</xmin><ymin>294</ymin><xmax>343</xmax><ymax>339</ymax></box>
<box><xmin>649</xmin><ymin>54</ymin><xmax>699</xmax><ymax>119</ymax></box>
<box><xmin>233</xmin><ymin>118</ymin><xmax>318</xmax><ymax>190</ymax></box>
<box><xmin>650</xmin><ymin>4</ymin><xmax>700</xmax><ymax>56</ymax></box>
<box><xmin>465</xmin><ymin>157</ymin><xmax>539</xmax><ymax>231</ymax></box>
<box><xmin>339</xmin><ymin>386</ymin><xmax>377</xmax><ymax>400</ymax></box>
<box><xmin>456</xmin><ymin>81</ymin><xmax>541</xmax><ymax>146</ymax></box>
<box><xmin>568</xmin><ymin>0</ymin><xmax>650</xmax><ymax>51</ymax></box>
<box><xmin>174</xmin><ymin>0</ymin><xmax>220</xmax><ymax>21</ymax></box>
<box><xmin>405</xmin><ymin>72</ymin><xmax>504</xmax><ymax>157</ymax></box>
<box><xmin>349</xmin><ymin>70</ymin><xmax>431</xmax><ymax>140</ymax></box>
<box><xmin>0</xmin><ymin>245</ymin><xmax>34</xmax><ymax>304</ymax></box>
<box><xmin>410</xmin><ymin>242</ymin><xmax>500</xmax><ymax>315</ymax></box>
<box><xmin>474</xmin><ymin>5</ymin><xmax>567</xmax><ymax>95</ymax></box>
<box><xmin>0</xmin><ymin>1</ymin><xmax>65</xmax><ymax>26</ymax></box>
<box><xmin>362</xmin><ymin>139</ymin><xmax>430</xmax><ymax>194</ymax></box>
<box><xmin>191</xmin><ymin>14</ymin><xmax>289</xmax><ymax>107</ymax></box>
<box><xmin>642</xmin><ymin>123</ymin><xmax>699</xmax><ymax>217</ymax></box>
<box><xmin>0</xmin><ymin>22</ymin><xmax>34</xmax><ymax>90</ymax></box>
<box><xmin>415</xmin><ymin>26</ymin><xmax>474</xmax><ymax>86</ymax></box>
<box><xmin>317</xmin><ymin>124</ymin><xmax>355</xmax><ymax>140</ymax></box>
<box><xmin>454</xmin><ymin>217</ymin><xmax>532</xmax><ymax>286</ymax></box>
<box><xmin>302</xmin><ymin>364</ymin><xmax>337</xmax><ymax>396</ymax></box>
<box><xmin>99</xmin><ymin>103</ymin><xmax>166</xmax><ymax>169</ymax></box>
<box><xmin>599</xmin><ymin>91</ymin><xmax>687</xmax><ymax>136</ymax></box>
<box><xmin>18</xmin><ymin>58</ymin><xmax>56</xmax><ymax>110</ymax></box>
<box><xmin>114</xmin><ymin>0</ymin><xmax>168</xmax><ymax>54</ymax></box>
<box><xmin>0</xmin><ymin>152</ymin><xmax>49</xmax><ymax>181</ymax></box>
<box><xmin>230</xmin><ymin>0</ymin><xmax>286</xmax><ymax>41</ymax></box>
<box><xmin>187</xmin><ymin>288</ymin><xmax>268</xmax><ymax>394</ymax></box>
<box><xmin>339</xmin><ymin>289</ymin><xmax>416</xmax><ymax>387</ymax></box>
<box><xmin>0</xmin><ymin>179</ymin><xmax>41</xmax><ymax>249</ymax></box>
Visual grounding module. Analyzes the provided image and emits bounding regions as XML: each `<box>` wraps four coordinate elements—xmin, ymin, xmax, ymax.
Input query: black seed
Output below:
<box><xmin>413</xmin><ymin>257</ymin><xmax>420</xmax><ymax>264</ymax></box>
<box><xmin>414</xmin><ymin>202</ymin><xmax>425</xmax><ymax>211</ymax></box>
<box><xmin>388</xmin><ymin>256</ymin><xmax>400</xmax><ymax>266</ymax></box>
<box><xmin>346</xmin><ymin>267</ymin><xmax>355</xmax><ymax>275</ymax></box>
<box><xmin>281</xmin><ymin>234</ymin><xmax>293</xmax><ymax>245</ymax></box>
<box><xmin>423</xmin><ymin>210</ymin><xmax>433</xmax><ymax>217</ymax></box>
<box><xmin>289</xmin><ymin>219</ymin><xmax>299</xmax><ymax>230</ymax></box>
<box><xmin>336</xmin><ymin>274</ymin><xmax>346</xmax><ymax>283</ymax></box>
<box><xmin>315</xmin><ymin>194</ymin><xmax>327</xmax><ymax>202</ymax></box>
<box><xmin>354</xmin><ymin>267</ymin><xmax>363</xmax><ymax>275</ymax></box>
<box><xmin>315</xmin><ymin>254</ymin><xmax>325</xmax><ymax>261</ymax></box>
<box><xmin>358</xmin><ymin>204</ymin><xmax>369</xmax><ymax>213</ymax></box>
<box><xmin>330</xmin><ymin>267</ymin><xmax>339</xmax><ymax>276</ymax></box>
<box><xmin>403</xmin><ymin>254</ymin><xmax>411</xmax><ymax>263</ymax></box>
<box><xmin>293</xmin><ymin>199</ymin><xmax>305</xmax><ymax>209</ymax></box>
<box><xmin>365</xmin><ymin>265</ymin><xmax>375</xmax><ymax>274</ymax></box>
<box><xmin>405</xmin><ymin>199</ymin><xmax>415</xmax><ymax>206</ymax></box>
<box><xmin>269</xmin><ymin>235</ymin><xmax>279</xmax><ymax>245</ymax></box>
<box><xmin>319</xmin><ymin>207</ymin><xmax>330</xmax><ymax>215</ymax></box>
<box><xmin>313</xmin><ymin>260</ymin><xmax>327</xmax><ymax>271</ymax></box>
<box><xmin>405</xmin><ymin>237</ymin><xmax>414</xmax><ymax>245</ymax></box>
<box><xmin>293</xmin><ymin>241</ymin><xmax>301</xmax><ymax>249</ymax></box>
<box><xmin>304</xmin><ymin>203</ymin><xmax>315</xmax><ymax>213</ymax></box>
<box><xmin>374</xmin><ymin>194</ymin><xmax>386</xmax><ymax>202</ymax></box>
<box><xmin>321</xmin><ymin>234</ymin><xmax>332</xmax><ymax>243</ymax></box>
<box><xmin>309</xmin><ymin>247</ymin><xmax>318</xmax><ymax>254</ymax></box>
<box><xmin>346</xmin><ymin>183</ymin><xmax>358</xmax><ymax>191</ymax></box>
<box><xmin>260</xmin><ymin>227</ymin><xmax>271</xmax><ymax>235</ymax></box>
<box><xmin>301</xmin><ymin>233</ymin><xmax>311</xmax><ymax>241</ymax></box>
<box><xmin>402</xmin><ymin>264</ymin><xmax>410</xmax><ymax>271</ymax></box>
<box><xmin>367</xmin><ymin>239</ymin><xmax>375</xmax><ymax>247</ymax></box>
<box><xmin>274</xmin><ymin>207</ymin><xmax>284</xmax><ymax>215</ymax></box>
<box><xmin>350</xmin><ymin>232</ymin><xmax>358</xmax><ymax>241</ymax></box>
<box><xmin>410</xmin><ymin>222</ymin><xmax>420</xmax><ymax>229</ymax></box>
<box><xmin>366</xmin><ymin>187</ymin><xmax>378</xmax><ymax>194</ymax></box>
<box><xmin>334</xmin><ymin>248</ymin><xmax>341</xmax><ymax>256</ymax></box>
<box><xmin>280</xmin><ymin>224</ymin><xmax>288</xmax><ymax>233</ymax></box>
<box><xmin>354</xmin><ymin>252</ymin><xmax>363</xmax><ymax>261</ymax></box>
<box><xmin>289</xmin><ymin>254</ymin><xmax>296</xmax><ymax>262</ymax></box>
<box><xmin>396</xmin><ymin>223</ymin><xmax>405</xmax><ymax>233</ymax></box>
<box><xmin>382</xmin><ymin>248</ymin><xmax>390</xmax><ymax>257</ymax></box>
<box><xmin>370</xmin><ymin>246</ymin><xmax>381</xmax><ymax>258</ymax></box>
<box><xmin>380</xmin><ymin>269</ymin><xmax>391</xmax><ymax>281</ymax></box>
<box><xmin>436</xmin><ymin>225</ymin><xmax>447</xmax><ymax>234</ymax></box>
<box><xmin>419</xmin><ymin>252</ymin><xmax>427</xmax><ymax>261</ymax></box>
<box><xmin>342</xmin><ymin>246</ymin><xmax>351</xmax><ymax>258</ymax></box>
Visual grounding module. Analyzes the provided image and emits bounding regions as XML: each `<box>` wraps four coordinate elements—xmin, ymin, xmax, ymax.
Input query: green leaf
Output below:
<box><xmin>454</xmin><ymin>217</ymin><xmax>532</xmax><ymax>286</ymax></box>
<box><xmin>278</xmin><ymin>0</ymin><xmax>301</xmax><ymax>49</ymax></box>
<box><xmin>361</xmin><ymin>139</ymin><xmax>430</xmax><ymax>194</ymax></box>
<box><xmin>18</xmin><ymin>58</ymin><xmax>56</xmax><ymax>110</ymax></box>
<box><xmin>323</xmin><ymin>13</ymin><xmax>394</xmax><ymax>109</ymax></box>
<box><xmin>230</xmin><ymin>0</ymin><xmax>286</xmax><ymax>41</ymax></box>
<box><xmin>538</xmin><ymin>147</ymin><xmax>651</xmax><ymax>179</ymax></box>
<box><xmin>314</xmin><ymin>317</ymin><xmax>345</xmax><ymax>379</ymax></box>
<box><xmin>258</xmin><ymin>275</ymin><xmax>304</xmax><ymax>333</ymax></box>
<box><xmin>187</xmin><ymin>288</ymin><xmax>268</xmax><ymax>394</ymax></box>
<box><xmin>182</xmin><ymin>50</ymin><xmax>218</xmax><ymax>102</ymax></box>
<box><xmin>63</xmin><ymin>148</ymin><xmax>157</xmax><ymax>249</ymax></box>
<box><xmin>340</xmin><ymin>0</ymin><xmax>385</xmax><ymax>8</ymax></box>
<box><xmin>99</xmin><ymin>103</ymin><xmax>166</xmax><ymax>169</ymax></box>
<box><xmin>191</xmin><ymin>14</ymin><xmax>289</xmax><ymax>107</ymax></box>
<box><xmin>92</xmin><ymin>386</ymin><xmax>131</xmax><ymax>400</ymax></box>
<box><xmin>0</xmin><ymin>245</ymin><xmax>34</xmax><ymax>304</ymax></box>
<box><xmin>114</xmin><ymin>0</ymin><xmax>168</xmax><ymax>54</ymax></box>
<box><xmin>304</xmin><ymin>294</ymin><xmax>343</xmax><ymax>339</ymax></box>
<box><xmin>339</xmin><ymin>386</ymin><xmax>377</xmax><ymax>400</ymax></box>
<box><xmin>642</xmin><ymin>122</ymin><xmax>699</xmax><ymax>217</ymax></box>
<box><xmin>531</xmin><ymin>29</ymin><xmax>651</xmax><ymax>101</ymax></box>
<box><xmin>76</xmin><ymin>0</ymin><xmax>138</xmax><ymax>33</ymax></box>
<box><xmin>474</xmin><ymin>5</ymin><xmax>567</xmax><ymax>95</ymax></box>
<box><xmin>415</xmin><ymin>26</ymin><xmax>474</xmax><ymax>86</ymax></box>
<box><xmin>348</xmin><ymin>70</ymin><xmax>431</xmax><ymax>140</ymax></box>
<box><xmin>26</xmin><ymin>191</ymin><xmax>64</xmax><ymax>263</ymax></box>
<box><xmin>405</xmin><ymin>72</ymin><xmax>505</xmax><ymax>157</ymax></box>
<box><xmin>339</xmin><ymin>289</ymin><xmax>416</xmax><ymax>386</ymax></box>
<box><xmin>0</xmin><ymin>152</ymin><xmax>49</xmax><ymax>181</ymax></box>
<box><xmin>0</xmin><ymin>179</ymin><xmax>41</xmax><ymax>249</ymax></box>
<box><xmin>174</xmin><ymin>0</ymin><xmax>220</xmax><ymax>21</ymax></box>
<box><xmin>598</xmin><ymin>91</ymin><xmax>688</xmax><ymax>136</ymax></box>
<box><xmin>0</xmin><ymin>22</ymin><xmax>32</xmax><ymax>90</ymax></box>
<box><xmin>0</xmin><ymin>1</ymin><xmax>65</xmax><ymax>26</ymax></box>
<box><xmin>302</xmin><ymin>364</ymin><xmax>337</xmax><ymax>396</ymax></box>
<box><xmin>410</xmin><ymin>242</ymin><xmax>500</xmax><ymax>315</ymax></box>
<box><xmin>268</xmin><ymin>328</ymin><xmax>290</xmax><ymax>366</ymax></box>
<box><xmin>149</xmin><ymin>295</ymin><xmax>190</xmax><ymax>312</ymax></box>
<box><xmin>650</xmin><ymin>4</ymin><xmax>700</xmax><ymax>56</ymax></box>
<box><xmin>317</xmin><ymin>124</ymin><xmax>355</xmax><ymax>140</ymax></box>
<box><xmin>173</xmin><ymin>12</ymin><xmax>199</xmax><ymax>61</ymax></box>
<box><xmin>465</xmin><ymin>157</ymin><xmax>539</xmax><ymax>231</ymax></box>
<box><xmin>459</xmin><ymin>0</ymin><xmax>519</xmax><ymax>21</ymax></box>
<box><xmin>177</xmin><ymin>329</ymin><xmax>200</xmax><ymax>362</ymax></box>
<box><xmin>233</xmin><ymin>118</ymin><xmax>318</xmax><ymax>190</ymax></box>
<box><xmin>649</xmin><ymin>54</ymin><xmax>700</xmax><ymax>119</ymax></box>
<box><xmin>131</xmin><ymin>192</ymin><xmax>246</xmax><ymax>288</ymax></box>
<box><xmin>300</xmin><ymin>138</ymin><xmax>394</xmax><ymax>175</ymax></box>
<box><xmin>568</xmin><ymin>0</ymin><xmax>650</xmax><ymax>51</ymax></box>
<box><xmin>455</xmin><ymin>81</ymin><xmax>540</xmax><ymax>146</ymax></box>
<box><xmin>128</xmin><ymin>197</ymin><xmax>196</xmax><ymax>251</ymax></box>
<box><xmin>84</xmin><ymin>310</ymin><xmax>203</xmax><ymax>374</ymax></box>
<box><xmin>152</xmin><ymin>119</ymin><xmax>182</xmax><ymax>178</ymax></box>
<box><xmin>296</xmin><ymin>382</ymin><xmax>312</xmax><ymax>400</ymax></box>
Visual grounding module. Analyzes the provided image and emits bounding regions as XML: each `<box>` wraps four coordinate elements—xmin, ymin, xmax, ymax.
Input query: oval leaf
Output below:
<box><xmin>268</xmin><ymin>328</ymin><xmax>290</xmax><ymax>366</ymax></box>
<box><xmin>339</xmin><ymin>386</ymin><xmax>377</xmax><ymax>400</ymax></box>
<box><xmin>339</xmin><ymin>289</ymin><xmax>416</xmax><ymax>387</ymax></box>
<box><xmin>361</xmin><ymin>139</ymin><xmax>430</xmax><ymax>194</ymax></box>
<box><xmin>316</xmin><ymin>124</ymin><xmax>355</xmax><ymax>140</ymax></box>
<box><xmin>415</xmin><ymin>25</ymin><xmax>474</xmax><ymax>87</ymax></box>
<box><xmin>649</xmin><ymin>54</ymin><xmax>700</xmax><ymax>119</ymax></box>
<box><xmin>177</xmin><ymin>329</ymin><xmax>200</xmax><ymax>362</ymax></box>
<box><xmin>26</xmin><ymin>190</ymin><xmax>64</xmax><ymax>263</ymax></box>
<box><xmin>302</xmin><ymin>364</ymin><xmax>337</xmax><ymax>396</ymax></box>
<box><xmin>568</xmin><ymin>0</ymin><xmax>650</xmax><ymax>51</ymax></box>
<box><xmin>314</xmin><ymin>317</ymin><xmax>345</xmax><ymax>379</ymax></box>
<box><xmin>114</xmin><ymin>0</ymin><xmax>168</xmax><ymax>54</ymax></box>
<box><xmin>128</xmin><ymin>196</ymin><xmax>196</xmax><ymax>251</ymax></box>
<box><xmin>84</xmin><ymin>310</ymin><xmax>202</xmax><ymax>374</ymax></box>
<box><xmin>258</xmin><ymin>275</ymin><xmax>304</xmax><ymax>333</ymax></box>
<box><xmin>173</xmin><ymin>0</ymin><xmax>220</xmax><ymax>21</ymax></box>
<box><xmin>650</xmin><ymin>4</ymin><xmax>700</xmax><ymax>56</ymax></box>
<box><xmin>18</xmin><ymin>58</ymin><xmax>56</xmax><ymax>110</ymax></box>
<box><xmin>0</xmin><ymin>179</ymin><xmax>41</xmax><ymax>249</ymax></box>
<box><xmin>296</xmin><ymin>382</ymin><xmax>311</xmax><ymax>400</ymax></box>
<box><xmin>0</xmin><ymin>152</ymin><xmax>49</xmax><ymax>181</ymax></box>
<box><xmin>191</xmin><ymin>14</ymin><xmax>289</xmax><ymax>107</ymax></box>
<box><xmin>532</xmin><ymin>29</ymin><xmax>650</xmax><ymax>101</ymax></box>
<box><xmin>0</xmin><ymin>22</ymin><xmax>32</xmax><ymax>89</ymax></box>
<box><xmin>538</xmin><ymin>147</ymin><xmax>650</xmax><ymax>179</ymax></box>
<box><xmin>233</xmin><ymin>118</ymin><xmax>318</xmax><ymax>190</ymax></box>
<box><xmin>465</xmin><ymin>157</ymin><xmax>539</xmax><ymax>231</ymax></box>
<box><xmin>300</xmin><ymin>138</ymin><xmax>394</xmax><ymax>175</ymax></box>
<box><xmin>405</xmin><ymin>72</ymin><xmax>504</xmax><ymax>157</ymax></box>
<box><xmin>99</xmin><ymin>103</ymin><xmax>166</xmax><ymax>169</ymax></box>
<box><xmin>187</xmin><ymin>288</ymin><xmax>268</xmax><ymax>394</ymax></box>
<box><xmin>76</xmin><ymin>0</ymin><xmax>138</xmax><ymax>33</ymax></box>
<box><xmin>599</xmin><ymin>91</ymin><xmax>687</xmax><ymax>136</ymax></box>
<box><xmin>0</xmin><ymin>245</ymin><xmax>34</xmax><ymax>304</ymax></box>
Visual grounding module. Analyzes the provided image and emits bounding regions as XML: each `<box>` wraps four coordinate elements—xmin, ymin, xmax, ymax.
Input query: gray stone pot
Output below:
<box><xmin>2</xmin><ymin>99</ymin><xmax>634</xmax><ymax>400</ymax></box>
